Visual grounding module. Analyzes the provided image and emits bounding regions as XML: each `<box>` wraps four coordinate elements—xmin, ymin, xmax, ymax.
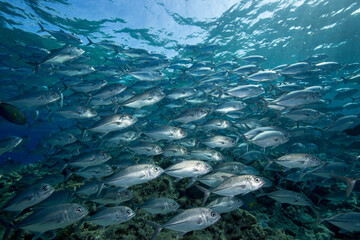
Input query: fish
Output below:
<box><xmin>27</xmin><ymin>45</ymin><xmax>84</xmax><ymax>71</ymax></box>
<box><xmin>0</xmin><ymin>102</ymin><xmax>26</xmax><ymax>125</ymax></box>
<box><xmin>70</xmin><ymin>164</ymin><xmax>113</xmax><ymax>180</ymax></box>
<box><xmin>128</xmin><ymin>142</ymin><xmax>163</xmax><ymax>156</ymax></box>
<box><xmin>146</xmin><ymin>208</ymin><xmax>220</xmax><ymax>240</ymax></box>
<box><xmin>38</xmin><ymin>23</ymin><xmax>82</xmax><ymax>44</ymax></box>
<box><xmin>55</xmin><ymin>105</ymin><xmax>98</xmax><ymax>119</ymax></box>
<box><xmin>3</xmin><ymin>203</ymin><xmax>88</xmax><ymax>240</ymax></box>
<box><xmin>162</xmin><ymin>144</ymin><xmax>188</xmax><ymax>157</ymax></box>
<box><xmin>122</xmin><ymin>88</ymin><xmax>165</xmax><ymax>108</ymax></box>
<box><xmin>189</xmin><ymin>149</ymin><xmax>224</xmax><ymax>162</ymax></box>
<box><xmin>1</xmin><ymin>183</ymin><xmax>54</xmax><ymax>214</ymax></box>
<box><xmin>89</xmin><ymin>188</ymin><xmax>134</xmax><ymax>205</ymax></box>
<box><xmin>165</xmin><ymin>160</ymin><xmax>212</xmax><ymax>188</ymax></box>
<box><xmin>198</xmin><ymin>172</ymin><xmax>235</xmax><ymax>187</ymax></box>
<box><xmin>54</xmin><ymin>64</ymin><xmax>95</xmax><ymax>76</ymax></box>
<box><xmin>142</xmin><ymin>125</ymin><xmax>187</xmax><ymax>141</ymax></box>
<box><xmin>206</xmin><ymin>196</ymin><xmax>243</xmax><ymax>213</ymax></box>
<box><xmin>104</xmin><ymin>164</ymin><xmax>164</xmax><ymax>188</ymax></box>
<box><xmin>227</xmin><ymin>85</ymin><xmax>264</xmax><ymax>98</ymax></box>
<box><xmin>266</xmin><ymin>189</ymin><xmax>313</xmax><ymax>206</ymax></box>
<box><xmin>202</xmin><ymin>135</ymin><xmax>237</xmax><ymax>149</ymax></box>
<box><xmin>197</xmin><ymin>175</ymin><xmax>267</xmax><ymax>205</ymax></box>
<box><xmin>322</xmin><ymin>212</ymin><xmax>360</xmax><ymax>232</ymax></box>
<box><xmin>172</xmin><ymin>108</ymin><xmax>208</xmax><ymax>124</ymax></box>
<box><xmin>247</xmin><ymin>70</ymin><xmax>280</xmax><ymax>82</ymax></box>
<box><xmin>80</xmin><ymin>114</ymin><xmax>138</xmax><ymax>135</ymax></box>
<box><xmin>0</xmin><ymin>136</ymin><xmax>23</xmax><ymax>156</ymax></box>
<box><xmin>86</xmin><ymin>206</ymin><xmax>135</xmax><ymax>227</ymax></box>
<box><xmin>271</xmin><ymin>90</ymin><xmax>321</xmax><ymax>107</ymax></box>
<box><xmin>267</xmin><ymin>153</ymin><xmax>322</xmax><ymax>170</ymax></box>
<box><xmin>5</xmin><ymin>90</ymin><xmax>61</xmax><ymax>109</ymax></box>
<box><xmin>240</xmin><ymin>55</ymin><xmax>267</xmax><ymax>64</ymax></box>
<box><xmin>64</xmin><ymin>150</ymin><xmax>112</xmax><ymax>169</ymax></box>
<box><xmin>136</xmin><ymin>198</ymin><xmax>180</xmax><ymax>214</ymax></box>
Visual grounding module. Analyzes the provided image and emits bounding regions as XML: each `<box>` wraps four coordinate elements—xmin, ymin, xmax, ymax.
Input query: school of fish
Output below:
<box><xmin>0</xmin><ymin>22</ymin><xmax>360</xmax><ymax>239</ymax></box>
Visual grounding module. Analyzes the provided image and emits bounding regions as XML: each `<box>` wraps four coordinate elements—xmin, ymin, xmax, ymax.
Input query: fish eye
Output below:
<box><xmin>154</xmin><ymin>167</ymin><xmax>159</xmax><ymax>171</ymax></box>
<box><xmin>126</xmin><ymin>210</ymin><xmax>131</xmax><ymax>215</ymax></box>
<box><xmin>172</xmin><ymin>202</ymin><xmax>177</xmax><ymax>206</ymax></box>
<box><xmin>125</xmin><ymin>192</ymin><xmax>129</xmax><ymax>196</ymax></box>
<box><xmin>211</xmin><ymin>211</ymin><xmax>216</xmax><ymax>217</ymax></box>
<box><xmin>254</xmin><ymin>178</ymin><xmax>260</xmax><ymax>183</ymax></box>
<box><xmin>76</xmin><ymin>207</ymin><xmax>83</xmax><ymax>213</ymax></box>
<box><xmin>41</xmin><ymin>185</ymin><xmax>49</xmax><ymax>191</ymax></box>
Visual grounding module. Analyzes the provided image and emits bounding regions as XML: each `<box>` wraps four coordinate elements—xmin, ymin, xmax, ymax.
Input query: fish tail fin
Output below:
<box><xmin>264</xmin><ymin>156</ymin><xmax>273</xmax><ymax>170</ymax></box>
<box><xmin>104</xmin><ymin>56</ymin><xmax>110</xmax><ymax>63</ymax></box>
<box><xmin>130</xmin><ymin>200</ymin><xmax>140</xmax><ymax>211</ymax></box>
<box><xmin>340</xmin><ymin>76</ymin><xmax>347</xmax><ymax>84</ymax></box>
<box><xmin>161</xmin><ymin>114</ymin><xmax>172</xmax><ymax>126</ymax></box>
<box><xmin>196</xmin><ymin>185</ymin><xmax>210</xmax><ymax>205</ymax></box>
<box><xmin>86</xmin><ymin>37</ymin><xmax>94</xmax><ymax>46</ymax></box>
<box><xmin>25</xmin><ymin>61</ymin><xmax>40</xmax><ymax>74</ymax></box>
<box><xmin>185</xmin><ymin>177</ymin><xmax>196</xmax><ymax>189</ymax></box>
<box><xmin>76</xmin><ymin>123</ymin><xmax>87</xmax><ymax>139</ymax></box>
<box><xmin>331</xmin><ymin>175</ymin><xmax>359</xmax><ymax>198</ymax></box>
<box><xmin>309</xmin><ymin>206</ymin><xmax>322</xmax><ymax>226</ymax></box>
<box><xmin>94</xmin><ymin>177</ymin><xmax>105</xmax><ymax>197</ymax></box>
<box><xmin>64</xmin><ymin>168</ymin><xmax>73</xmax><ymax>181</ymax></box>
<box><xmin>0</xmin><ymin>217</ymin><xmax>14</xmax><ymax>240</ymax></box>
<box><xmin>73</xmin><ymin>193</ymin><xmax>87</xmax><ymax>204</ymax></box>
<box><xmin>145</xmin><ymin>220</ymin><xmax>163</xmax><ymax>240</ymax></box>
<box><xmin>37</xmin><ymin>23</ymin><xmax>46</xmax><ymax>33</ymax></box>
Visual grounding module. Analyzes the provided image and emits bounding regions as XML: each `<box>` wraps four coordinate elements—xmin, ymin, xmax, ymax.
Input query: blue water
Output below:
<box><xmin>0</xmin><ymin>0</ymin><xmax>359</xmax><ymax>165</ymax></box>
<box><xmin>0</xmin><ymin>1</ymin><xmax>360</xmax><ymax>239</ymax></box>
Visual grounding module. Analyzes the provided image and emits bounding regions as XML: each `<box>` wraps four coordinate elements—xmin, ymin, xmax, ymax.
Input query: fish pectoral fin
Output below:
<box><xmin>177</xmin><ymin>231</ymin><xmax>187</xmax><ymax>238</ymax></box>
<box><xmin>164</xmin><ymin>167</ymin><xmax>183</xmax><ymax>173</ymax></box>
<box><xmin>31</xmin><ymin>232</ymin><xmax>44</xmax><ymax>240</ymax></box>
<box><xmin>174</xmin><ymin>177</ymin><xmax>183</xmax><ymax>183</ymax></box>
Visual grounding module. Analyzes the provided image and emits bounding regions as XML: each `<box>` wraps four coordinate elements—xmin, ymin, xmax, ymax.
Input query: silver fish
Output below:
<box><xmin>138</xmin><ymin>198</ymin><xmax>180</xmax><ymax>214</ymax></box>
<box><xmin>67</xmin><ymin>151</ymin><xmax>112</xmax><ymax>168</ymax></box>
<box><xmin>105</xmin><ymin>164</ymin><xmax>164</xmax><ymax>188</ymax></box>
<box><xmin>267</xmin><ymin>189</ymin><xmax>312</xmax><ymax>206</ymax></box>
<box><xmin>227</xmin><ymin>85</ymin><xmax>263</xmax><ymax>98</ymax></box>
<box><xmin>89</xmin><ymin>188</ymin><xmax>134</xmax><ymax>205</ymax></box>
<box><xmin>122</xmin><ymin>89</ymin><xmax>165</xmax><ymax>108</ymax></box>
<box><xmin>38</xmin><ymin>23</ymin><xmax>82</xmax><ymax>44</ymax></box>
<box><xmin>72</xmin><ymin>164</ymin><xmax>113</xmax><ymax>179</ymax></box>
<box><xmin>197</xmin><ymin>175</ymin><xmax>266</xmax><ymax>204</ymax></box>
<box><xmin>162</xmin><ymin>144</ymin><xmax>188</xmax><ymax>157</ymax></box>
<box><xmin>85</xmin><ymin>114</ymin><xmax>138</xmax><ymax>134</ymax></box>
<box><xmin>270</xmin><ymin>153</ymin><xmax>322</xmax><ymax>170</ymax></box>
<box><xmin>322</xmin><ymin>212</ymin><xmax>360</xmax><ymax>232</ymax></box>
<box><xmin>6</xmin><ymin>90</ymin><xmax>60</xmax><ymax>109</ymax></box>
<box><xmin>173</xmin><ymin>108</ymin><xmax>208</xmax><ymax>124</ymax></box>
<box><xmin>146</xmin><ymin>208</ymin><xmax>220</xmax><ymax>240</ymax></box>
<box><xmin>198</xmin><ymin>172</ymin><xmax>235</xmax><ymax>187</ymax></box>
<box><xmin>55</xmin><ymin>105</ymin><xmax>98</xmax><ymax>119</ymax></box>
<box><xmin>12</xmin><ymin>203</ymin><xmax>88</xmax><ymax>238</ymax></box>
<box><xmin>143</xmin><ymin>125</ymin><xmax>187</xmax><ymax>141</ymax></box>
<box><xmin>2</xmin><ymin>183</ymin><xmax>54</xmax><ymax>213</ymax></box>
<box><xmin>207</xmin><ymin>196</ymin><xmax>243</xmax><ymax>213</ymax></box>
<box><xmin>202</xmin><ymin>135</ymin><xmax>236</xmax><ymax>149</ymax></box>
<box><xmin>86</xmin><ymin>206</ymin><xmax>135</xmax><ymax>227</ymax></box>
<box><xmin>164</xmin><ymin>160</ymin><xmax>212</xmax><ymax>182</ymax></box>
<box><xmin>190</xmin><ymin>149</ymin><xmax>224</xmax><ymax>162</ymax></box>
<box><xmin>0</xmin><ymin>136</ymin><xmax>22</xmax><ymax>156</ymax></box>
